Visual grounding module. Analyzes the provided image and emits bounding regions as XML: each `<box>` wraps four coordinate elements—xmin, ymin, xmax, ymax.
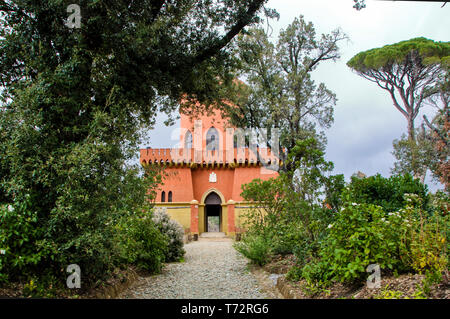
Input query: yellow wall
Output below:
<box><xmin>234</xmin><ymin>203</ymin><xmax>261</xmax><ymax>232</ymax></box>
<box><xmin>154</xmin><ymin>203</ymin><xmax>191</xmax><ymax>230</ymax></box>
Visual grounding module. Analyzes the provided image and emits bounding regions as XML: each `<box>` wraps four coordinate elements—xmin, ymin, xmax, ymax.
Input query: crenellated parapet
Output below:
<box><xmin>140</xmin><ymin>147</ymin><xmax>280</xmax><ymax>168</ymax></box>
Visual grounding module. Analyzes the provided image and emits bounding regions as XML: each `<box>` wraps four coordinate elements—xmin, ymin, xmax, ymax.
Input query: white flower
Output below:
<box><xmin>327</xmin><ymin>224</ymin><xmax>333</xmax><ymax>229</ymax></box>
<box><xmin>7</xmin><ymin>205</ymin><xmax>13</xmax><ymax>212</ymax></box>
<box><xmin>352</xmin><ymin>203</ymin><xmax>358</xmax><ymax>206</ymax></box>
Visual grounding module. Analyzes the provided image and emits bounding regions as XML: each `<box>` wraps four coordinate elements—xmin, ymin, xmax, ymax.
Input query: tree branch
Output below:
<box><xmin>193</xmin><ymin>0</ymin><xmax>266</xmax><ymax>64</ymax></box>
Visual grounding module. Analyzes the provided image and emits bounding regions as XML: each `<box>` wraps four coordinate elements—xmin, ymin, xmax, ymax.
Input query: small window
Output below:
<box><xmin>161</xmin><ymin>191</ymin><xmax>165</xmax><ymax>202</ymax></box>
<box><xmin>168</xmin><ymin>191</ymin><xmax>173</xmax><ymax>202</ymax></box>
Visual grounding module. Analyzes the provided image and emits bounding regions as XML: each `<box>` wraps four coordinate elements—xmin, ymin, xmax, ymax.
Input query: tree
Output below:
<box><xmin>347</xmin><ymin>37</ymin><xmax>450</xmax><ymax>177</ymax></box>
<box><xmin>0</xmin><ymin>0</ymin><xmax>270</xmax><ymax>283</ymax></box>
<box><xmin>392</xmin><ymin>127</ymin><xmax>436</xmax><ymax>183</ymax></box>
<box><xmin>225</xmin><ymin>15</ymin><xmax>348</xmax><ymax>173</ymax></box>
<box><xmin>423</xmin><ymin>70</ymin><xmax>449</xmax><ymax>190</ymax></box>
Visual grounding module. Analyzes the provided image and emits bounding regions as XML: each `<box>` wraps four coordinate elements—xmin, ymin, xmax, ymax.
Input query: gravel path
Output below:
<box><xmin>119</xmin><ymin>239</ymin><xmax>268</xmax><ymax>299</ymax></box>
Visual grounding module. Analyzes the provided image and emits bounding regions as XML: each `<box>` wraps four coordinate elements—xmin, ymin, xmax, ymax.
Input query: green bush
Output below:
<box><xmin>234</xmin><ymin>234</ymin><xmax>271</xmax><ymax>266</ymax></box>
<box><xmin>303</xmin><ymin>201</ymin><xmax>410</xmax><ymax>284</ymax></box>
<box><xmin>324</xmin><ymin>174</ymin><xmax>346</xmax><ymax>212</ymax></box>
<box><xmin>398</xmin><ymin>194</ymin><xmax>448</xmax><ymax>278</ymax></box>
<box><xmin>345</xmin><ymin>173</ymin><xmax>429</xmax><ymax>212</ymax></box>
<box><xmin>115</xmin><ymin>213</ymin><xmax>168</xmax><ymax>273</ymax></box>
<box><xmin>299</xmin><ymin>192</ymin><xmax>448</xmax><ymax>287</ymax></box>
<box><xmin>152</xmin><ymin>207</ymin><xmax>185</xmax><ymax>262</ymax></box>
<box><xmin>0</xmin><ymin>195</ymin><xmax>57</xmax><ymax>283</ymax></box>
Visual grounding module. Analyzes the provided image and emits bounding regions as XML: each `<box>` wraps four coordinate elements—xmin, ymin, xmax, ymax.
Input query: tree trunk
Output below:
<box><xmin>407</xmin><ymin>116</ymin><xmax>415</xmax><ymax>142</ymax></box>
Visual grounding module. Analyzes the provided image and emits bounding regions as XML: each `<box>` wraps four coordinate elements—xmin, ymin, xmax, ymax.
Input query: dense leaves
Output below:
<box><xmin>344</xmin><ymin>173</ymin><xmax>429</xmax><ymax>213</ymax></box>
<box><xmin>0</xmin><ymin>0</ymin><xmax>269</xmax><ymax>288</ymax></box>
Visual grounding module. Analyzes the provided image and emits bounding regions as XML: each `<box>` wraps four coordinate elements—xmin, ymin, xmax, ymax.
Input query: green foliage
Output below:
<box><xmin>344</xmin><ymin>173</ymin><xmax>429</xmax><ymax>213</ymax></box>
<box><xmin>21</xmin><ymin>273</ymin><xmax>60</xmax><ymax>298</ymax></box>
<box><xmin>152</xmin><ymin>208</ymin><xmax>185</xmax><ymax>262</ymax></box>
<box><xmin>398</xmin><ymin>194</ymin><xmax>448</xmax><ymax>276</ymax></box>
<box><xmin>375</xmin><ymin>285</ymin><xmax>405</xmax><ymax>299</ymax></box>
<box><xmin>324</xmin><ymin>174</ymin><xmax>346</xmax><ymax>212</ymax></box>
<box><xmin>241</xmin><ymin>139</ymin><xmax>343</xmax><ymax>266</ymax></box>
<box><xmin>308</xmin><ymin>202</ymin><xmax>409</xmax><ymax>284</ymax></box>
<box><xmin>226</xmin><ymin>16</ymin><xmax>348</xmax><ymax>172</ymax></box>
<box><xmin>239</xmin><ymin>137</ymin><xmax>336</xmax><ymax>264</ymax></box>
<box><xmin>234</xmin><ymin>234</ymin><xmax>271</xmax><ymax>266</ymax></box>
<box><xmin>0</xmin><ymin>1</ymin><xmax>269</xmax><ymax>288</ymax></box>
<box><xmin>0</xmin><ymin>195</ymin><xmax>57</xmax><ymax>283</ymax></box>
<box><xmin>347</xmin><ymin>38</ymin><xmax>449</xmax><ymax>71</ymax></box>
<box><xmin>114</xmin><ymin>213</ymin><xmax>168</xmax><ymax>273</ymax></box>
<box><xmin>288</xmin><ymin>138</ymin><xmax>334</xmax><ymax>204</ymax></box>
<box><xmin>268</xmin><ymin>221</ymin><xmax>305</xmax><ymax>256</ymax></box>
<box><xmin>240</xmin><ymin>176</ymin><xmax>288</xmax><ymax>236</ymax></box>
<box><xmin>297</xmin><ymin>192</ymin><xmax>448</xmax><ymax>287</ymax></box>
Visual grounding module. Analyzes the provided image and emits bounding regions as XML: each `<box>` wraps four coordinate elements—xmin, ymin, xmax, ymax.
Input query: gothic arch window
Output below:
<box><xmin>206</xmin><ymin>127</ymin><xmax>219</xmax><ymax>151</ymax></box>
<box><xmin>184</xmin><ymin>130</ymin><xmax>193</xmax><ymax>149</ymax></box>
<box><xmin>168</xmin><ymin>191</ymin><xmax>173</xmax><ymax>202</ymax></box>
<box><xmin>161</xmin><ymin>191</ymin><xmax>166</xmax><ymax>202</ymax></box>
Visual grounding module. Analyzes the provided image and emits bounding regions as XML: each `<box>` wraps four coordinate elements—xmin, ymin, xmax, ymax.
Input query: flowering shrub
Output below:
<box><xmin>298</xmin><ymin>192</ymin><xmax>448</xmax><ymax>289</ymax></box>
<box><xmin>305</xmin><ymin>202</ymin><xmax>408</xmax><ymax>284</ymax></box>
<box><xmin>152</xmin><ymin>207</ymin><xmax>185</xmax><ymax>262</ymax></box>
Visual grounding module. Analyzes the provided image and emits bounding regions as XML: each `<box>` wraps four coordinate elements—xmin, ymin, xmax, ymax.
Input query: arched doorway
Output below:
<box><xmin>204</xmin><ymin>192</ymin><xmax>222</xmax><ymax>232</ymax></box>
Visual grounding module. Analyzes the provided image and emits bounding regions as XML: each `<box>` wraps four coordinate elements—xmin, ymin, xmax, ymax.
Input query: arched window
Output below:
<box><xmin>206</xmin><ymin>127</ymin><xmax>219</xmax><ymax>151</ymax></box>
<box><xmin>161</xmin><ymin>191</ymin><xmax>165</xmax><ymax>202</ymax></box>
<box><xmin>168</xmin><ymin>191</ymin><xmax>173</xmax><ymax>202</ymax></box>
<box><xmin>184</xmin><ymin>130</ymin><xmax>193</xmax><ymax>149</ymax></box>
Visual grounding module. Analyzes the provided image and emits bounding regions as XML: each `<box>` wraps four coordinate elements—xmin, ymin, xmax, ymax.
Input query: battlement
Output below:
<box><xmin>140</xmin><ymin>147</ymin><xmax>279</xmax><ymax>167</ymax></box>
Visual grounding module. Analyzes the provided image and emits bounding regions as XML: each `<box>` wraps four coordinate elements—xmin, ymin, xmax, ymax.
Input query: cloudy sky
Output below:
<box><xmin>141</xmin><ymin>0</ymin><xmax>449</xmax><ymax>191</ymax></box>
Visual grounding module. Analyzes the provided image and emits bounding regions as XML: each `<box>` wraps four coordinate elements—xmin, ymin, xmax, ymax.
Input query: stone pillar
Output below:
<box><xmin>190</xmin><ymin>200</ymin><xmax>199</xmax><ymax>234</ymax></box>
<box><xmin>227</xmin><ymin>199</ymin><xmax>235</xmax><ymax>234</ymax></box>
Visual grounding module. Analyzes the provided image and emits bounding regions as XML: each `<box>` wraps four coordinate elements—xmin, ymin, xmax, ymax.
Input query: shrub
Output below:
<box><xmin>345</xmin><ymin>173</ymin><xmax>429</xmax><ymax>212</ymax></box>
<box><xmin>234</xmin><ymin>234</ymin><xmax>271</xmax><ymax>266</ymax></box>
<box><xmin>324</xmin><ymin>174</ymin><xmax>346</xmax><ymax>212</ymax></box>
<box><xmin>299</xmin><ymin>192</ymin><xmax>448</xmax><ymax>287</ymax></box>
<box><xmin>268</xmin><ymin>220</ymin><xmax>305</xmax><ymax>256</ymax></box>
<box><xmin>114</xmin><ymin>213</ymin><xmax>168</xmax><ymax>273</ymax></box>
<box><xmin>0</xmin><ymin>195</ymin><xmax>57</xmax><ymax>283</ymax></box>
<box><xmin>398</xmin><ymin>194</ymin><xmax>448</xmax><ymax>278</ymax></box>
<box><xmin>152</xmin><ymin>207</ymin><xmax>185</xmax><ymax>262</ymax></box>
<box><xmin>304</xmin><ymin>201</ymin><xmax>410</xmax><ymax>284</ymax></box>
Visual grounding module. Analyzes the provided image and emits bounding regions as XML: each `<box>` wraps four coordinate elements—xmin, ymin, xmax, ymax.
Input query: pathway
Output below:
<box><xmin>119</xmin><ymin>238</ymin><xmax>269</xmax><ymax>299</ymax></box>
